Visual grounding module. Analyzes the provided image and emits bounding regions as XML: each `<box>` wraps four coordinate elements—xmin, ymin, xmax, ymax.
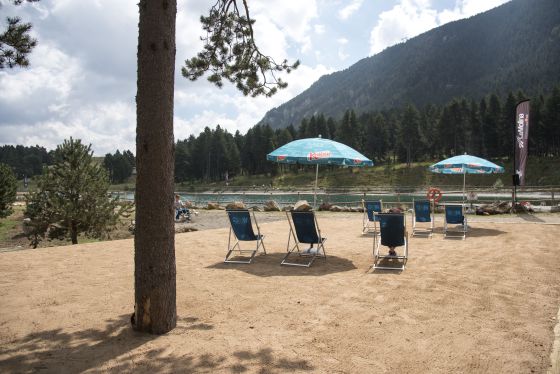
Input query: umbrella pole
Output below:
<box><xmin>463</xmin><ymin>169</ymin><xmax>466</xmax><ymax>204</ymax></box>
<box><xmin>314</xmin><ymin>164</ymin><xmax>319</xmax><ymax>208</ymax></box>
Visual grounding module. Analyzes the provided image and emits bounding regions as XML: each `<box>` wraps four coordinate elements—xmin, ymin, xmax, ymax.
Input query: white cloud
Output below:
<box><xmin>438</xmin><ymin>0</ymin><xmax>509</xmax><ymax>24</ymax></box>
<box><xmin>0</xmin><ymin>44</ymin><xmax>80</xmax><ymax>103</ymax></box>
<box><xmin>336</xmin><ymin>38</ymin><xmax>349</xmax><ymax>61</ymax></box>
<box><xmin>314</xmin><ymin>24</ymin><xmax>326</xmax><ymax>35</ymax></box>
<box><xmin>338</xmin><ymin>0</ymin><xmax>364</xmax><ymax>20</ymax></box>
<box><xmin>0</xmin><ymin>100</ymin><xmax>136</xmax><ymax>155</ymax></box>
<box><xmin>369</xmin><ymin>0</ymin><xmax>509</xmax><ymax>56</ymax></box>
<box><xmin>249</xmin><ymin>14</ymin><xmax>291</xmax><ymax>61</ymax></box>
<box><xmin>337</xmin><ymin>37</ymin><xmax>349</xmax><ymax>45</ymax></box>
<box><xmin>369</xmin><ymin>0</ymin><xmax>438</xmax><ymax>56</ymax></box>
<box><xmin>174</xmin><ymin>63</ymin><xmax>334</xmax><ymax>140</ymax></box>
<box><xmin>251</xmin><ymin>0</ymin><xmax>318</xmax><ymax>53</ymax></box>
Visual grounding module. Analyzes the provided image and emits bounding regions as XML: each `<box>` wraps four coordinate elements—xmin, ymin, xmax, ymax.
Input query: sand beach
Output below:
<box><xmin>1</xmin><ymin>211</ymin><xmax>559</xmax><ymax>373</ymax></box>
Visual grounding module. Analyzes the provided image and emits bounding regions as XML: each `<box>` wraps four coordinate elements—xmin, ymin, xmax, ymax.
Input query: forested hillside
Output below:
<box><xmin>174</xmin><ymin>87</ymin><xmax>560</xmax><ymax>185</ymax></box>
<box><xmin>258</xmin><ymin>0</ymin><xmax>560</xmax><ymax>129</ymax></box>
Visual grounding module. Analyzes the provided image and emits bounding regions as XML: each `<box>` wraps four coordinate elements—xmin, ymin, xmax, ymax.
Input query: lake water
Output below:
<box><xmin>111</xmin><ymin>189</ymin><xmax>557</xmax><ymax>207</ymax></box>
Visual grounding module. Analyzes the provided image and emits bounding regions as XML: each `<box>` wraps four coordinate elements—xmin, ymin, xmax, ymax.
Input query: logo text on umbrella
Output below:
<box><xmin>307</xmin><ymin>151</ymin><xmax>331</xmax><ymax>161</ymax></box>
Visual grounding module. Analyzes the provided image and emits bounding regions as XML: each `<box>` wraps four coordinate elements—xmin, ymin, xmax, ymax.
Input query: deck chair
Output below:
<box><xmin>412</xmin><ymin>199</ymin><xmax>434</xmax><ymax>237</ymax></box>
<box><xmin>282</xmin><ymin>210</ymin><xmax>327</xmax><ymax>267</ymax></box>
<box><xmin>225</xmin><ymin>209</ymin><xmax>266</xmax><ymax>264</ymax></box>
<box><xmin>362</xmin><ymin>200</ymin><xmax>383</xmax><ymax>234</ymax></box>
<box><xmin>444</xmin><ymin>204</ymin><xmax>467</xmax><ymax>240</ymax></box>
<box><xmin>373</xmin><ymin>213</ymin><xmax>408</xmax><ymax>270</ymax></box>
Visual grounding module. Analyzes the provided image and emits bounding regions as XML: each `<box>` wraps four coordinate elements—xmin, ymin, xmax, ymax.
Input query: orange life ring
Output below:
<box><xmin>427</xmin><ymin>187</ymin><xmax>443</xmax><ymax>203</ymax></box>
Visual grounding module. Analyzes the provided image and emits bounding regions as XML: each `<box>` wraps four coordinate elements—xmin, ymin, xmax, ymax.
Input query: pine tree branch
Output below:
<box><xmin>0</xmin><ymin>0</ymin><xmax>40</xmax><ymax>69</ymax></box>
<box><xmin>182</xmin><ymin>0</ymin><xmax>299</xmax><ymax>97</ymax></box>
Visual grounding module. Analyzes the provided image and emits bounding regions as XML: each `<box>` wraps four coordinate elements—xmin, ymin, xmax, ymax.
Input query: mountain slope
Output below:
<box><xmin>258</xmin><ymin>0</ymin><xmax>560</xmax><ymax>129</ymax></box>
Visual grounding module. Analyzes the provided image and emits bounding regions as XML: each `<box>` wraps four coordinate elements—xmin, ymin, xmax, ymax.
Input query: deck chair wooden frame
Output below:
<box><xmin>282</xmin><ymin>210</ymin><xmax>327</xmax><ymax>267</ymax></box>
<box><xmin>443</xmin><ymin>204</ymin><xmax>468</xmax><ymax>240</ymax></box>
<box><xmin>225</xmin><ymin>209</ymin><xmax>266</xmax><ymax>264</ymax></box>
<box><xmin>373</xmin><ymin>213</ymin><xmax>408</xmax><ymax>270</ymax></box>
<box><xmin>412</xmin><ymin>199</ymin><xmax>434</xmax><ymax>238</ymax></box>
<box><xmin>362</xmin><ymin>200</ymin><xmax>383</xmax><ymax>234</ymax></box>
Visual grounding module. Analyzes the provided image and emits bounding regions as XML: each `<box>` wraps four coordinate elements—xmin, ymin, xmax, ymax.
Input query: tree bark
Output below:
<box><xmin>71</xmin><ymin>221</ymin><xmax>78</xmax><ymax>244</ymax></box>
<box><xmin>134</xmin><ymin>0</ymin><xmax>177</xmax><ymax>334</ymax></box>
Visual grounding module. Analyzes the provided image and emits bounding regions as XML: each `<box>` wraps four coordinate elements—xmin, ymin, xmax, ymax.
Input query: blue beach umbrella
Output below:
<box><xmin>267</xmin><ymin>137</ymin><xmax>373</xmax><ymax>206</ymax></box>
<box><xmin>429</xmin><ymin>154</ymin><xmax>505</xmax><ymax>201</ymax></box>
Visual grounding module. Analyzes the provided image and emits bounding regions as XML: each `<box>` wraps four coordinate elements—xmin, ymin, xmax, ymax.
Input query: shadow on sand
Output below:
<box><xmin>207</xmin><ymin>252</ymin><xmax>357</xmax><ymax>277</ymax></box>
<box><xmin>516</xmin><ymin>213</ymin><xmax>546</xmax><ymax>223</ymax></box>
<box><xmin>429</xmin><ymin>227</ymin><xmax>506</xmax><ymax>238</ymax></box>
<box><xmin>462</xmin><ymin>227</ymin><xmax>507</xmax><ymax>237</ymax></box>
<box><xmin>0</xmin><ymin>314</ymin><xmax>313</xmax><ymax>373</ymax></box>
<box><xmin>370</xmin><ymin>259</ymin><xmax>405</xmax><ymax>274</ymax></box>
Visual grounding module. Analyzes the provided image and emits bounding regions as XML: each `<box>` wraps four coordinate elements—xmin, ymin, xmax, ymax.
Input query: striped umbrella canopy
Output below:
<box><xmin>429</xmin><ymin>154</ymin><xmax>504</xmax><ymax>201</ymax></box>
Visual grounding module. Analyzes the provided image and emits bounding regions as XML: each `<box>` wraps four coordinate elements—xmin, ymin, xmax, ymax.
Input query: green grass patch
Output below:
<box><xmin>0</xmin><ymin>217</ymin><xmax>19</xmax><ymax>242</ymax></box>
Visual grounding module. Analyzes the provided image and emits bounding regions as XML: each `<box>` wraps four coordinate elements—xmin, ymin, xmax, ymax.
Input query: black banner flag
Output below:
<box><xmin>514</xmin><ymin>100</ymin><xmax>530</xmax><ymax>186</ymax></box>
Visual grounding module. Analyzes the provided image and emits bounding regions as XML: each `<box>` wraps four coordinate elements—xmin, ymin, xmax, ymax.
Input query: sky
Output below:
<box><xmin>0</xmin><ymin>0</ymin><xmax>509</xmax><ymax>155</ymax></box>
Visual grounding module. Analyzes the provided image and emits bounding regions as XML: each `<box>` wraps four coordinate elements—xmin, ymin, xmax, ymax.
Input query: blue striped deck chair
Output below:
<box><xmin>373</xmin><ymin>213</ymin><xmax>408</xmax><ymax>270</ymax></box>
<box><xmin>225</xmin><ymin>209</ymin><xmax>266</xmax><ymax>264</ymax></box>
<box><xmin>362</xmin><ymin>200</ymin><xmax>383</xmax><ymax>234</ymax></box>
<box><xmin>282</xmin><ymin>210</ymin><xmax>327</xmax><ymax>267</ymax></box>
<box><xmin>444</xmin><ymin>204</ymin><xmax>467</xmax><ymax>240</ymax></box>
<box><xmin>412</xmin><ymin>199</ymin><xmax>434</xmax><ymax>237</ymax></box>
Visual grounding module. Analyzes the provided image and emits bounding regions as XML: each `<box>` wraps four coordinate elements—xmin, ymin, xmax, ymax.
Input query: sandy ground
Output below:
<box><xmin>1</xmin><ymin>211</ymin><xmax>560</xmax><ymax>373</ymax></box>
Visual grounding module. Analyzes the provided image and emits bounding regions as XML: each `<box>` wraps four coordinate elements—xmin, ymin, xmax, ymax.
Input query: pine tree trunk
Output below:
<box><xmin>71</xmin><ymin>221</ymin><xmax>78</xmax><ymax>244</ymax></box>
<box><xmin>134</xmin><ymin>0</ymin><xmax>177</xmax><ymax>334</ymax></box>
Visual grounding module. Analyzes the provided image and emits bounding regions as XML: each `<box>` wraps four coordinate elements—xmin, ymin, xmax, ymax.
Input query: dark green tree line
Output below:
<box><xmin>0</xmin><ymin>162</ymin><xmax>17</xmax><ymax>218</ymax></box>
<box><xmin>103</xmin><ymin>149</ymin><xmax>135</xmax><ymax>184</ymax></box>
<box><xmin>0</xmin><ymin>144</ymin><xmax>52</xmax><ymax>178</ymax></box>
<box><xmin>173</xmin><ymin>86</ymin><xmax>560</xmax><ymax>183</ymax></box>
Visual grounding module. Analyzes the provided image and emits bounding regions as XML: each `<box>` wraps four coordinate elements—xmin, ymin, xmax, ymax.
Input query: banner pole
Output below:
<box><xmin>513</xmin><ymin>106</ymin><xmax>517</xmax><ymax>212</ymax></box>
<box><xmin>513</xmin><ymin>99</ymin><xmax>531</xmax><ymax>213</ymax></box>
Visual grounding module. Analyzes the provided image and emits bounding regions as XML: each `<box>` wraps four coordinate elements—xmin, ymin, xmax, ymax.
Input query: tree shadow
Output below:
<box><xmin>0</xmin><ymin>315</ymin><xmax>313</xmax><ymax>373</ymax></box>
<box><xmin>207</xmin><ymin>252</ymin><xmax>357</xmax><ymax>277</ymax></box>
<box><xmin>232</xmin><ymin>348</ymin><xmax>313</xmax><ymax>372</ymax></box>
<box><xmin>432</xmin><ymin>226</ymin><xmax>506</xmax><ymax>238</ymax></box>
<box><xmin>0</xmin><ymin>314</ymin><xmax>152</xmax><ymax>373</ymax></box>
<box><xmin>516</xmin><ymin>213</ymin><xmax>545</xmax><ymax>223</ymax></box>
<box><xmin>464</xmin><ymin>227</ymin><xmax>507</xmax><ymax>237</ymax></box>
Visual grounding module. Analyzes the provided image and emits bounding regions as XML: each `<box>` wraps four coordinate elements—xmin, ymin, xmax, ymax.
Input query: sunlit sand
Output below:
<box><xmin>1</xmin><ymin>212</ymin><xmax>559</xmax><ymax>373</ymax></box>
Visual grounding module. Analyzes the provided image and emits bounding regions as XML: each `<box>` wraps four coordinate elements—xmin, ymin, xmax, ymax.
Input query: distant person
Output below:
<box><xmin>387</xmin><ymin>207</ymin><xmax>402</xmax><ymax>257</ymax></box>
<box><xmin>174</xmin><ymin>194</ymin><xmax>190</xmax><ymax>221</ymax></box>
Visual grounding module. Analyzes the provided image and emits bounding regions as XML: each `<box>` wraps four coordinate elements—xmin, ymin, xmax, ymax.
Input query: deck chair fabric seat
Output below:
<box><xmin>373</xmin><ymin>213</ymin><xmax>408</xmax><ymax>270</ymax></box>
<box><xmin>225</xmin><ymin>209</ymin><xmax>266</xmax><ymax>264</ymax></box>
<box><xmin>412</xmin><ymin>199</ymin><xmax>434</xmax><ymax>237</ymax></box>
<box><xmin>444</xmin><ymin>204</ymin><xmax>467</xmax><ymax>240</ymax></box>
<box><xmin>362</xmin><ymin>200</ymin><xmax>383</xmax><ymax>234</ymax></box>
<box><xmin>282</xmin><ymin>210</ymin><xmax>327</xmax><ymax>267</ymax></box>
